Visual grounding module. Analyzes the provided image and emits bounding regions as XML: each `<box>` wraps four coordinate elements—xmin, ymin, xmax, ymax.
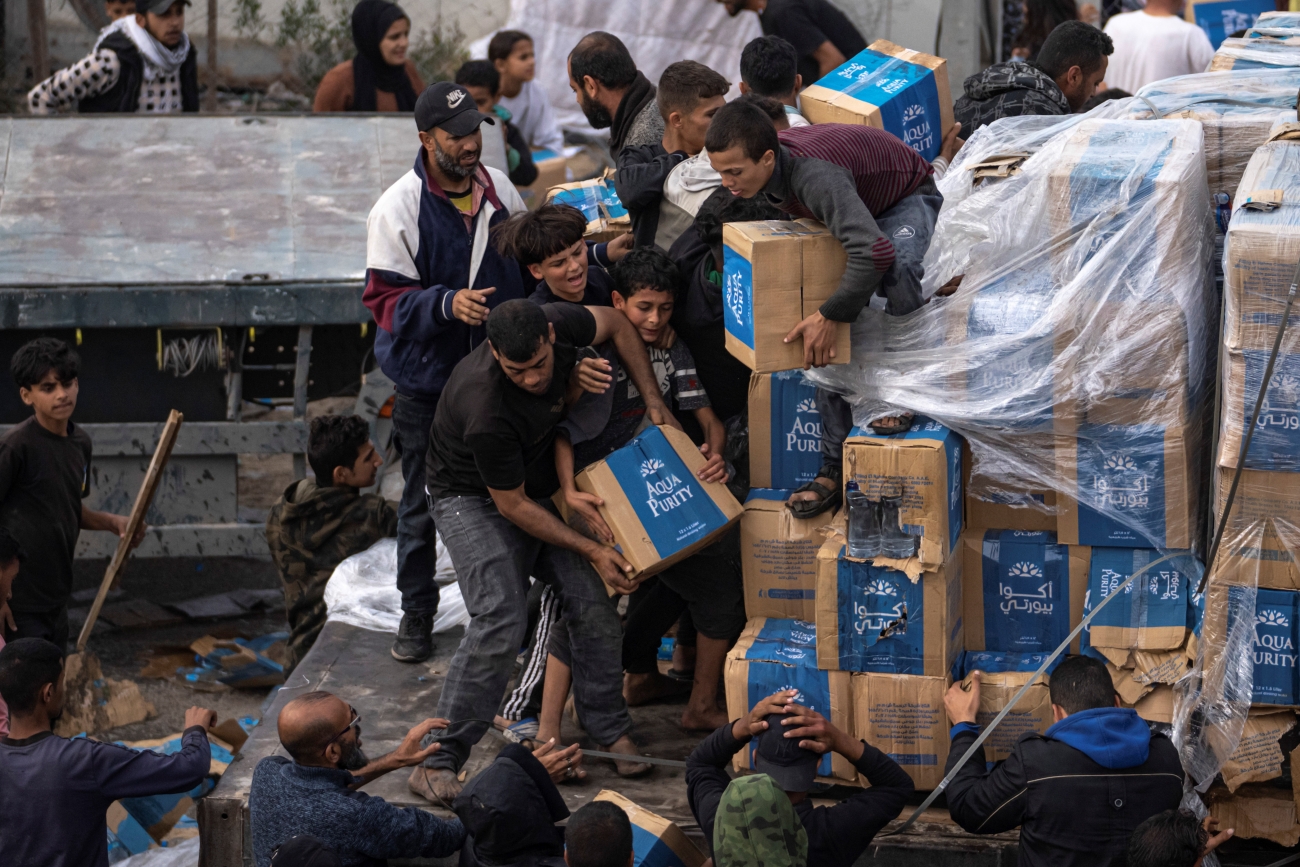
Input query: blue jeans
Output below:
<box><xmin>818</xmin><ymin>177</ymin><xmax>943</xmax><ymax>460</ymax></box>
<box><xmin>427</xmin><ymin>495</ymin><xmax>631</xmax><ymax>771</ymax></box>
<box><xmin>391</xmin><ymin>393</ymin><xmax>441</xmax><ymax>616</ymax></box>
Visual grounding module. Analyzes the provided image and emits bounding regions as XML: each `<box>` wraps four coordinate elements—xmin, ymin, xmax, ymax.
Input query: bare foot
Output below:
<box><xmin>788</xmin><ymin>475</ymin><xmax>836</xmax><ymax>505</ymax></box>
<box><xmin>408</xmin><ymin>766</ymin><xmax>461</xmax><ymax>807</ymax></box>
<box><xmin>681</xmin><ymin>705</ymin><xmax>730</xmax><ymax>732</ymax></box>
<box><xmin>601</xmin><ymin>734</ymin><xmax>653</xmax><ymax>778</ymax></box>
<box><xmin>624</xmin><ymin>671</ymin><xmax>691</xmax><ymax>706</ymax></box>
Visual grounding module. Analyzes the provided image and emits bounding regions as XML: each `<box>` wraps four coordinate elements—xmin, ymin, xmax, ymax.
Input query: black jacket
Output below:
<box><xmin>614</xmin><ymin>143</ymin><xmax>687</xmax><ymax>250</ymax></box>
<box><xmin>80</xmin><ymin>31</ymin><xmax>199</xmax><ymax>113</ymax></box>
<box><xmin>953</xmin><ymin>61</ymin><xmax>1070</xmax><ymax>133</ymax></box>
<box><xmin>453</xmin><ymin>744</ymin><xmax>568</xmax><ymax>867</ymax></box>
<box><xmin>504</xmin><ymin>119</ymin><xmax>539</xmax><ymax>187</ymax></box>
<box><xmin>945</xmin><ymin>709</ymin><xmax>1184</xmax><ymax>867</ymax></box>
<box><xmin>686</xmin><ymin>722</ymin><xmax>914</xmax><ymax>867</ymax></box>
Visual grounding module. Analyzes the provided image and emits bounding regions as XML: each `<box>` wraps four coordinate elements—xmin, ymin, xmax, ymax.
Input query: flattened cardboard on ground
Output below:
<box><xmin>107</xmin><ymin>801</ymin><xmax>156</xmax><ymax>858</ymax></box>
<box><xmin>54</xmin><ymin>652</ymin><xmax>155</xmax><ymax>736</ymax></box>
<box><xmin>575</xmin><ymin>425</ymin><xmax>743</xmax><ymax>580</ymax></box>
<box><xmin>842</xmin><ymin>418</ymin><xmax>964</xmax><ymax>570</ymax></box>
<box><xmin>800</xmin><ymin>40</ymin><xmax>955</xmax><ymax>162</ymax></box>
<box><xmin>852</xmin><ymin>672</ymin><xmax>949</xmax><ymax>790</ymax></box>
<box><xmin>721</xmin><ymin>219</ymin><xmax>850</xmax><ymax>373</ymax></box>
<box><xmin>1221</xmin><ymin>710</ymin><xmax>1297</xmax><ymax>792</ymax></box>
<box><xmin>724</xmin><ymin>617</ymin><xmax>857</xmax><ymax>782</ymax></box>
<box><xmin>740</xmin><ymin>491</ymin><xmax>836</xmax><ymax>621</ymax></box>
<box><xmin>593</xmin><ymin>790</ymin><xmax>705</xmax><ymax>867</ymax></box>
<box><xmin>966</xmin><ymin>670</ymin><xmax>1053</xmax><ymax>764</ymax></box>
<box><xmin>1209</xmin><ymin>783</ymin><xmax>1300</xmax><ymax>847</ymax></box>
<box><xmin>815</xmin><ymin>538</ymin><xmax>963</xmax><ymax>676</ymax></box>
<box><xmin>961</xmin><ymin>530</ymin><xmax>1089</xmax><ymax>655</ymax></box>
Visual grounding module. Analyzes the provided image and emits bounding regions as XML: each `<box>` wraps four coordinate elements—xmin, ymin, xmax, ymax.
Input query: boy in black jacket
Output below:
<box><xmin>943</xmin><ymin>657</ymin><xmax>1184</xmax><ymax>867</ymax></box>
<box><xmin>687</xmin><ymin>689</ymin><xmax>913</xmax><ymax>866</ymax></box>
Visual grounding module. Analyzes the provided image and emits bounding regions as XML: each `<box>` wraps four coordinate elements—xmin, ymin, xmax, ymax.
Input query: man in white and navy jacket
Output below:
<box><xmin>363</xmin><ymin>81</ymin><xmax>528</xmax><ymax>668</ymax></box>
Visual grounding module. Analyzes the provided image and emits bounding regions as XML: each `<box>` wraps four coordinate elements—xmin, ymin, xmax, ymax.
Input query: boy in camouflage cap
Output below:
<box><xmin>714</xmin><ymin>774</ymin><xmax>807</xmax><ymax>867</ymax></box>
<box><xmin>266</xmin><ymin>415</ymin><xmax>397</xmax><ymax>670</ymax></box>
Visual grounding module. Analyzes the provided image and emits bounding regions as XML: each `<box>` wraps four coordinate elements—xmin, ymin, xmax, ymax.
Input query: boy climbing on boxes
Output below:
<box><xmin>540</xmin><ymin>248</ymin><xmax>744</xmax><ymax>735</ymax></box>
<box><xmin>266</xmin><ymin>414</ymin><xmax>397</xmax><ymax>672</ymax></box>
<box><xmin>0</xmin><ymin>338</ymin><xmax>143</xmax><ymax>651</ymax></box>
<box><xmin>706</xmin><ymin>100</ymin><xmax>945</xmax><ymax>520</ymax></box>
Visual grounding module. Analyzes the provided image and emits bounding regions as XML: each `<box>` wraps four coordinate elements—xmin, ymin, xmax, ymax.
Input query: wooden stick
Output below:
<box><xmin>76</xmin><ymin>410</ymin><xmax>184</xmax><ymax>652</ymax></box>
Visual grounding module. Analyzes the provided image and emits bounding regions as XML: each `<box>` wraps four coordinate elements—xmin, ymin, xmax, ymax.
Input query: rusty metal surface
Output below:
<box><xmin>0</xmin><ymin>115</ymin><xmax>418</xmax><ymax>291</ymax></box>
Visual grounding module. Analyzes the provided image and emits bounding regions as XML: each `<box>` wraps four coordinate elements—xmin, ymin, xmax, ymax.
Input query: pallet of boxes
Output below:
<box><xmin>1198</xmin><ymin>121</ymin><xmax>1300</xmax><ymax>847</ymax></box>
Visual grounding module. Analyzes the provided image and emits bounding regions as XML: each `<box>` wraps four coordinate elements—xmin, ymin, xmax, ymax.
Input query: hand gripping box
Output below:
<box><xmin>800</xmin><ymin>39</ymin><xmax>955</xmax><ymax>162</ymax></box>
<box><xmin>592</xmin><ymin>790</ymin><xmax>705</xmax><ymax>867</ymax></box>
<box><xmin>851</xmin><ymin>672</ymin><xmax>950</xmax><ymax>789</ymax></box>
<box><xmin>546</xmin><ymin>171</ymin><xmax>630</xmax><ymax>242</ymax></box>
<box><xmin>842</xmin><ymin>417</ymin><xmax>964</xmax><ymax>570</ymax></box>
<box><xmin>721</xmin><ymin>219</ymin><xmax>850</xmax><ymax>373</ymax></box>
<box><xmin>748</xmin><ymin>370</ymin><xmax>823</xmax><ymax>489</ymax></box>
<box><xmin>723</xmin><ymin>617</ymin><xmax>857</xmax><ymax>782</ymax></box>
<box><xmin>954</xmin><ymin>650</ymin><xmax>1056</xmax><ymax>765</ymax></box>
<box><xmin>1080</xmin><ymin>547</ymin><xmax>1200</xmax><ymax>651</ymax></box>
<box><xmin>961</xmin><ymin>529</ymin><xmax>1089</xmax><ymax>655</ymax></box>
<box><xmin>740</xmin><ymin>490</ymin><xmax>837</xmax><ymax>621</ymax></box>
<box><xmin>574</xmin><ymin>425</ymin><xmax>742</xmax><ymax>580</ymax></box>
<box><xmin>814</xmin><ymin>537</ymin><xmax>963</xmax><ymax>676</ymax></box>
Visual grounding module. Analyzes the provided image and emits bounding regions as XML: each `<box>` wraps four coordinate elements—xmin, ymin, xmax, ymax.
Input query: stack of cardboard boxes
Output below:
<box><xmin>1202</xmin><ymin>128</ymin><xmax>1300</xmax><ymax>846</ymax></box>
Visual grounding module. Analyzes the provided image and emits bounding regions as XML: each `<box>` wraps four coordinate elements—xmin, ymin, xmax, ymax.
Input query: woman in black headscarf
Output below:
<box><xmin>313</xmin><ymin>0</ymin><xmax>425</xmax><ymax>112</ymax></box>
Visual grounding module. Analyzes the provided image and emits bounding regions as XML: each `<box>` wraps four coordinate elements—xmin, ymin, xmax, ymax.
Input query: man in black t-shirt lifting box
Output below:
<box><xmin>414</xmin><ymin>299</ymin><xmax>678</xmax><ymax>805</ymax></box>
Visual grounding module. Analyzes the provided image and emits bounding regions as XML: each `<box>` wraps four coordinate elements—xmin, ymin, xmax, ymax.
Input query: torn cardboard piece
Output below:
<box><xmin>593</xmin><ymin>790</ymin><xmax>705</xmax><ymax>867</ymax></box>
<box><xmin>189</xmin><ymin>633</ymin><xmax>287</xmax><ymax>689</ymax></box>
<box><xmin>54</xmin><ymin>652</ymin><xmax>155</xmax><ymax>736</ymax></box>
<box><xmin>1209</xmin><ymin>784</ymin><xmax>1300</xmax><ymax>847</ymax></box>
<box><xmin>1220</xmin><ymin>710</ymin><xmax>1297</xmax><ymax>792</ymax></box>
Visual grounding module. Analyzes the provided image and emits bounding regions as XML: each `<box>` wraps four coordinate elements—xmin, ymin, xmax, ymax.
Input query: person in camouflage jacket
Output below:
<box><xmin>266</xmin><ymin>415</ymin><xmax>397</xmax><ymax>671</ymax></box>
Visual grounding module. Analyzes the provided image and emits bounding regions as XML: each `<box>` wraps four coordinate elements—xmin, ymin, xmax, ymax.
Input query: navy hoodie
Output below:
<box><xmin>945</xmin><ymin>706</ymin><xmax>1183</xmax><ymax>867</ymax></box>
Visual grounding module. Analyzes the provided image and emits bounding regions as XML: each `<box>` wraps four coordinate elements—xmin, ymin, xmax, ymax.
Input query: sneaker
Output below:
<box><xmin>500</xmin><ymin>717</ymin><xmax>540</xmax><ymax>745</ymax></box>
<box><xmin>391</xmin><ymin>612</ymin><xmax>433</xmax><ymax>663</ymax></box>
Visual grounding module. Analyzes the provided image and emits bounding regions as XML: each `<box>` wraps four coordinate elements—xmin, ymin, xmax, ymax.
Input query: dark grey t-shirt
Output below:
<box><xmin>761</xmin><ymin>0</ymin><xmax>867</xmax><ymax>88</ymax></box>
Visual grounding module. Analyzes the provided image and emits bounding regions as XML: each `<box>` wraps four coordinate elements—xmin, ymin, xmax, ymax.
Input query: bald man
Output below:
<box><xmin>249</xmin><ymin>691</ymin><xmax>465</xmax><ymax>867</ymax></box>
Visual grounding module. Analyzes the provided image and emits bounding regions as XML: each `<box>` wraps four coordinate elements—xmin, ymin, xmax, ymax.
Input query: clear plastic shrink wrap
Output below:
<box><xmin>1210</xmin><ymin>37</ymin><xmax>1300</xmax><ymax>73</ymax></box>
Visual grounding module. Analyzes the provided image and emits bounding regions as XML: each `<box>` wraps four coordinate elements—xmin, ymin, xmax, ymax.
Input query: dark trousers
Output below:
<box><xmin>6</xmin><ymin>607</ymin><xmax>70</xmax><ymax>653</ymax></box>
<box><xmin>391</xmin><ymin>393</ymin><xmax>441</xmax><ymax>616</ymax></box>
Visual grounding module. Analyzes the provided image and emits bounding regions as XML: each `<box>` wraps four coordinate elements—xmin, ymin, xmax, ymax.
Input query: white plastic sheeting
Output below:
<box><xmin>117</xmin><ymin>838</ymin><xmax>200</xmax><ymax>867</ymax></box>
<box><xmin>324</xmin><ymin>537</ymin><xmax>468</xmax><ymax>634</ymax></box>
<box><xmin>469</xmin><ymin>0</ymin><xmax>760</xmax><ymax>136</ymax></box>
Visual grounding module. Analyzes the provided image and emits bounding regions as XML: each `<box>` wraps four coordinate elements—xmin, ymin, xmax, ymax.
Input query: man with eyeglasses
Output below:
<box><xmin>249</xmin><ymin>690</ymin><xmax>467</xmax><ymax>867</ymax></box>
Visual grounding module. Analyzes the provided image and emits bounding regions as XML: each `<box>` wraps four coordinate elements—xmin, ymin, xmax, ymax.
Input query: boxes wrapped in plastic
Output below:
<box><xmin>1251</xmin><ymin>10</ymin><xmax>1300</xmax><ymax>32</ymax></box>
<box><xmin>1211</xmin><ymin>36</ymin><xmax>1300</xmax><ymax>71</ymax></box>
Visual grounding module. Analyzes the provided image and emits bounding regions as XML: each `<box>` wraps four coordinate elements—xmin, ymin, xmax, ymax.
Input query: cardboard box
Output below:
<box><xmin>721</xmin><ymin>219</ymin><xmax>850</xmax><ymax>373</ymax></box>
<box><xmin>1208</xmin><ymin>783</ymin><xmax>1300</xmax><ymax>847</ymax></box>
<box><xmin>1132</xmin><ymin>685</ymin><xmax>1175</xmax><ymax>724</ymax></box>
<box><xmin>748</xmin><ymin>370</ymin><xmax>823</xmax><ymax>489</ymax></box>
<box><xmin>961</xmin><ymin>529</ymin><xmax>1089</xmax><ymax>654</ymax></box>
<box><xmin>1247</xmin><ymin>587</ymin><xmax>1300</xmax><ymax>706</ymax></box>
<box><xmin>842</xmin><ymin>417</ymin><xmax>964</xmax><ymax>570</ymax></box>
<box><xmin>965</xmin><ymin>669</ymin><xmax>1054</xmax><ymax>764</ymax></box>
<box><xmin>723</xmin><ymin>617</ymin><xmax>857</xmax><ymax>781</ymax></box>
<box><xmin>593</xmin><ymin>790</ymin><xmax>705</xmax><ymax>867</ymax></box>
<box><xmin>1082</xmin><ymin>548</ymin><xmax>1199</xmax><ymax>651</ymax></box>
<box><xmin>1210</xmin><ymin>35</ymin><xmax>1300</xmax><ymax>71</ymax></box>
<box><xmin>800</xmin><ymin>40</ymin><xmax>954</xmax><ymax>162</ymax></box>
<box><xmin>517</xmin><ymin>150</ymin><xmax>569</xmax><ymax>210</ymax></box>
<box><xmin>575</xmin><ymin>425</ymin><xmax>742</xmax><ymax>580</ymax></box>
<box><xmin>964</xmin><ymin>446</ymin><xmax>1057</xmax><ymax>533</ymax></box>
<box><xmin>1055</xmin><ymin>420</ymin><xmax>1201</xmax><ymax>549</ymax></box>
<box><xmin>547</xmin><ymin>171</ymin><xmax>630</xmax><ymax>242</ymax></box>
<box><xmin>1220</xmin><ymin>709</ymin><xmax>1297</xmax><ymax>792</ymax></box>
<box><xmin>815</xmin><ymin>538</ymin><xmax>963</xmax><ymax>676</ymax></box>
<box><xmin>107</xmin><ymin>802</ymin><xmax>157</xmax><ymax>859</ymax></box>
<box><xmin>740</xmin><ymin>491</ymin><xmax>836</xmax><ymax>621</ymax></box>
<box><xmin>1212</xmin><ymin>466</ymin><xmax>1300</xmax><ymax>589</ymax></box>
<box><xmin>851</xmin><ymin>672</ymin><xmax>949</xmax><ymax>789</ymax></box>
<box><xmin>1218</xmin><ymin>346</ymin><xmax>1300</xmax><ymax>471</ymax></box>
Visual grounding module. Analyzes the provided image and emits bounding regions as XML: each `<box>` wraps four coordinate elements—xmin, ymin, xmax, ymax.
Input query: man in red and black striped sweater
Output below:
<box><xmin>706</xmin><ymin>101</ymin><xmax>942</xmax><ymax>518</ymax></box>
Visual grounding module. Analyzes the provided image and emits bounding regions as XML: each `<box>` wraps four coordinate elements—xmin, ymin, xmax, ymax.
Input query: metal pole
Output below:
<box><xmin>291</xmin><ymin>325</ymin><xmax>312</xmax><ymax>479</ymax></box>
<box><xmin>205</xmin><ymin>0</ymin><xmax>218</xmax><ymax>111</ymax></box>
<box><xmin>27</xmin><ymin>0</ymin><xmax>48</xmax><ymax>82</ymax></box>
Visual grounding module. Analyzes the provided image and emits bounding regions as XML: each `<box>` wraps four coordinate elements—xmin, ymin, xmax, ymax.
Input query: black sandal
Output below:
<box><xmin>787</xmin><ymin>464</ymin><xmax>843</xmax><ymax>519</ymax></box>
<box><xmin>869</xmin><ymin>411</ymin><xmax>915</xmax><ymax>437</ymax></box>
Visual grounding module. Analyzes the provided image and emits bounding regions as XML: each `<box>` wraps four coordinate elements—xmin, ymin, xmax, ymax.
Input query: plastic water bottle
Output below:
<box><xmin>846</xmin><ymin>482</ymin><xmax>882</xmax><ymax>559</ymax></box>
<box><xmin>880</xmin><ymin>495</ymin><xmax>919</xmax><ymax>559</ymax></box>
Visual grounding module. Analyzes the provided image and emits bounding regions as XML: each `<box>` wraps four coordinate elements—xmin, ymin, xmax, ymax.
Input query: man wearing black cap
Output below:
<box><xmin>362</xmin><ymin>82</ymin><xmax>528</xmax><ymax>666</ymax></box>
<box><xmin>686</xmin><ymin>689</ymin><xmax>915</xmax><ymax>867</ymax></box>
<box><xmin>29</xmin><ymin>0</ymin><xmax>198</xmax><ymax>113</ymax></box>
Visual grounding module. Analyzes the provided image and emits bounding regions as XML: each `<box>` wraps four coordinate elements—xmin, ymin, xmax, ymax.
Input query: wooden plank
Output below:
<box><xmin>75</xmin><ymin>409</ymin><xmax>183</xmax><ymax>651</ymax></box>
